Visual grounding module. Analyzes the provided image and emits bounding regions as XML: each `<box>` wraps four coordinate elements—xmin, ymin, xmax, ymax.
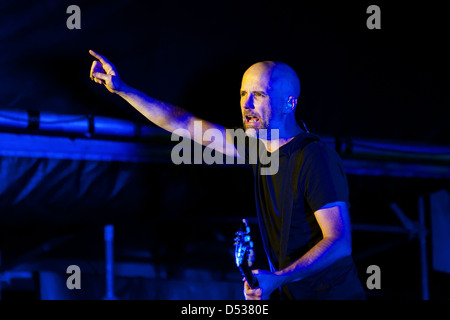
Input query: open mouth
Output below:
<box><xmin>245</xmin><ymin>116</ymin><xmax>260</xmax><ymax>124</ymax></box>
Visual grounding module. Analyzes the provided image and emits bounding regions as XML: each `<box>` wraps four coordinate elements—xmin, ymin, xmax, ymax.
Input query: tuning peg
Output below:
<box><xmin>249</xmin><ymin>249</ymin><xmax>255</xmax><ymax>260</ymax></box>
<box><xmin>248</xmin><ymin>250</ymin><xmax>255</xmax><ymax>266</ymax></box>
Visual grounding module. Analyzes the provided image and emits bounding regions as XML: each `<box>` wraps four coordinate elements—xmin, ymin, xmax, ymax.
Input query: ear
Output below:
<box><xmin>285</xmin><ymin>96</ymin><xmax>297</xmax><ymax>113</ymax></box>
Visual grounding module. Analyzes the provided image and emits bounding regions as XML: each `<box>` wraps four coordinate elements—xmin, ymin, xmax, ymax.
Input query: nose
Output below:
<box><xmin>241</xmin><ymin>93</ymin><xmax>254</xmax><ymax>110</ymax></box>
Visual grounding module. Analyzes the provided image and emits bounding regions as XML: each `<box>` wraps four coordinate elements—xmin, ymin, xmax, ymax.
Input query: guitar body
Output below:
<box><xmin>234</xmin><ymin>219</ymin><xmax>259</xmax><ymax>289</ymax></box>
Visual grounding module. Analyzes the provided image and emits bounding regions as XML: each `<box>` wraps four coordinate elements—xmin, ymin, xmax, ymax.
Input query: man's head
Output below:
<box><xmin>240</xmin><ymin>61</ymin><xmax>300</xmax><ymax>135</ymax></box>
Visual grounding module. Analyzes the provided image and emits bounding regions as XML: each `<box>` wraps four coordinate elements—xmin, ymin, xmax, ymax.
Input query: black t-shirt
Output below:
<box><xmin>234</xmin><ymin>130</ymin><xmax>364</xmax><ymax>300</ymax></box>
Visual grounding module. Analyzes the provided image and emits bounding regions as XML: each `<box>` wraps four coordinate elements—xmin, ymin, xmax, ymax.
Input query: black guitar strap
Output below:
<box><xmin>278</xmin><ymin>134</ymin><xmax>320</xmax><ymax>270</ymax></box>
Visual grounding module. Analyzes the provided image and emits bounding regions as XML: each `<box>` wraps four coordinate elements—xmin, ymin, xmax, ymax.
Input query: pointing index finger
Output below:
<box><xmin>89</xmin><ymin>50</ymin><xmax>110</xmax><ymax>65</ymax></box>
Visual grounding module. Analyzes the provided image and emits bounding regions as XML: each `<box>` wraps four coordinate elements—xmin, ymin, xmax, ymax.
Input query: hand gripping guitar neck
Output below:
<box><xmin>234</xmin><ymin>219</ymin><xmax>259</xmax><ymax>289</ymax></box>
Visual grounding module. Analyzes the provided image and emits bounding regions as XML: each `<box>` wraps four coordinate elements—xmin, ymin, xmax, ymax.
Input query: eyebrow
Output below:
<box><xmin>240</xmin><ymin>89</ymin><xmax>268</xmax><ymax>95</ymax></box>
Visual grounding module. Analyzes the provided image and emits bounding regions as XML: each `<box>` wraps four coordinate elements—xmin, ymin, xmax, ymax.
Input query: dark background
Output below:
<box><xmin>0</xmin><ymin>0</ymin><xmax>449</xmax><ymax>300</ymax></box>
<box><xmin>2</xmin><ymin>0</ymin><xmax>448</xmax><ymax>144</ymax></box>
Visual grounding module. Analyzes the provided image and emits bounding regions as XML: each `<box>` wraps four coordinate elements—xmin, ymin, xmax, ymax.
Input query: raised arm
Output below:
<box><xmin>89</xmin><ymin>50</ymin><xmax>239</xmax><ymax>157</ymax></box>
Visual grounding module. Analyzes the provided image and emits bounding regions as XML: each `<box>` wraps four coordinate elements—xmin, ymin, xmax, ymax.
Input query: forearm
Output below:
<box><xmin>116</xmin><ymin>83</ymin><xmax>196</xmax><ymax>134</ymax></box>
<box><xmin>114</xmin><ymin>83</ymin><xmax>238</xmax><ymax>157</ymax></box>
<box><xmin>275</xmin><ymin>237</ymin><xmax>351</xmax><ymax>286</ymax></box>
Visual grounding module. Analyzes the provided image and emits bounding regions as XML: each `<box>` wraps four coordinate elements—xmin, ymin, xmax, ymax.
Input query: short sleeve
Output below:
<box><xmin>297</xmin><ymin>141</ymin><xmax>349</xmax><ymax>212</ymax></box>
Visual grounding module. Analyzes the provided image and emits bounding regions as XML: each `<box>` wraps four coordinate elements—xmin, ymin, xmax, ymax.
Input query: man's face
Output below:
<box><xmin>240</xmin><ymin>63</ymin><xmax>284</xmax><ymax>135</ymax></box>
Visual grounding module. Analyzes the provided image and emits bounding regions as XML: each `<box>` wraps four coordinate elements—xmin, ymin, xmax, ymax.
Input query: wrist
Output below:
<box><xmin>114</xmin><ymin>80</ymin><xmax>132</xmax><ymax>96</ymax></box>
<box><xmin>274</xmin><ymin>267</ymin><xmax>303</xmax><ymax>286</ymax></box>
<box><xmin>273</xmin><ymin>270</ymin><xmax>294</xmax><ymax>287</ymax></box>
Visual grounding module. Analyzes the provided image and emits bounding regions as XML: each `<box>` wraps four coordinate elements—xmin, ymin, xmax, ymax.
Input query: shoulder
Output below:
<box><xmin>298</xmin><ymin>137</ymin><xmax>345</xmax><ymax>171</ymax></box>
<box><xmin>303</xmin><ymin>139</ymin><xmax>334</xmax><ymax>154</ymax></box>
<box><xmin>299</xmin><ymin>136</ymin><xmax>338</xmax><ymax>159</ymax></box>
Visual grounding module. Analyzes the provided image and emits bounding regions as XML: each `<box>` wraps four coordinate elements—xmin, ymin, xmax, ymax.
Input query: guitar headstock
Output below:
<box><xmin>234</xmin><ymin>219</ymin><xmax>255</xmax><ymax>269</ymax></box>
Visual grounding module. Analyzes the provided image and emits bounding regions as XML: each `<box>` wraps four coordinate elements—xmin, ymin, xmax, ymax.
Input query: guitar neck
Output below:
<box><xmin>234</xmin><ymin>218</ymin><xmax>259</xmax><ymax>290</ymax></box>
<box><xmin>239</xmin><ymin>264</ymin><xmax>259</xmax><ymax>289</ymax></box>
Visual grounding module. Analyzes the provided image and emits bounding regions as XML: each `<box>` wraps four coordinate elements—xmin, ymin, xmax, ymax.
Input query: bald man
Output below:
<box><xmin>89</xmin><ymin>51</ymin><xmax>366</xmax><ymax>300</ymax></box>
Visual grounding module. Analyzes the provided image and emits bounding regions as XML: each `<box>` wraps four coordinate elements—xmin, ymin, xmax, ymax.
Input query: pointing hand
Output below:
<box><xmin>89</xmin><ymin>50</ymin><xmax>123</xmax><ymax>93</ymax></box>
